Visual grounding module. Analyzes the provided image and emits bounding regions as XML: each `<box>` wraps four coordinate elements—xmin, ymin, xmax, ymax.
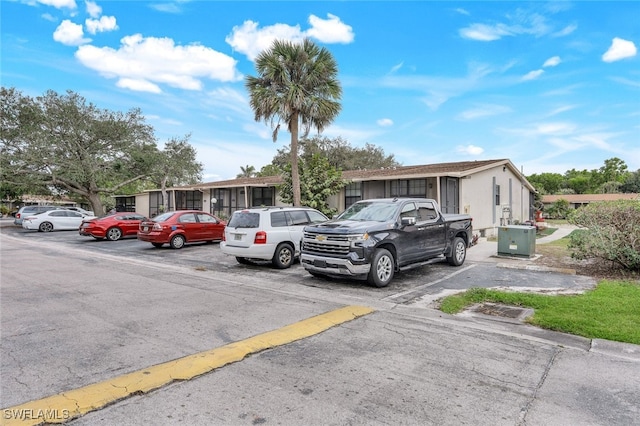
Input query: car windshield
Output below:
<box><xmin>228</xmin><ymin>212</ymin><xmax>260</xmax><ymax>228</ymax></box>
<box><xmin>152</xmin><ymin>212</ymin><xmax>177</xmax><ymax>222</ymax></box>
<box><xmin>336</xmin><ymin>202</ymin><xmax>399</xmax><ymax>222</ymax></box>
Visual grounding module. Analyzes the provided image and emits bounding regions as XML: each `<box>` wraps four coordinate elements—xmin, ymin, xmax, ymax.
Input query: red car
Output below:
<box><xmin>137</xmin><ymin>210</ymin><xmax>226</xmax><ymax>249</ymax></box>
<box><xmin>79</xmin><ymin>212</ymin><xmax>148</xmax><ymax>241</ymax></box>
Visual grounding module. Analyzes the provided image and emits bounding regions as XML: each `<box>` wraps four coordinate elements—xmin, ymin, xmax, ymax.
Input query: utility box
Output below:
<box><xmin>497</xmin><ymin>225</ymin><xmax>536</xmax><ymax>257</ymax></box>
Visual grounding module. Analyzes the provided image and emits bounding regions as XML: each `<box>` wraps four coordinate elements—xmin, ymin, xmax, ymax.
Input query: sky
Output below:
<box><xmin>2</xmin><ymin>1</ymin><xmax>639</xmax><ymax>182</ymax></box>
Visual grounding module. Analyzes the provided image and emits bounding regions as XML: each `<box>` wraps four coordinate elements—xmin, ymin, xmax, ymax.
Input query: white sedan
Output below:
<box><xmin>22</xmin><ymin>209</ymin><xmax>96</xmax><ymax>232</ymax></box>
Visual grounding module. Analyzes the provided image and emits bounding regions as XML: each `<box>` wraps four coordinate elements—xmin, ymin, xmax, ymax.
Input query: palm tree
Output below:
<box><xmin>237</xmin><ymin>165</ymin><xmax>256</xmax><ymax>178</ymax></box>
<box><xmin>245</xmin><ymin>38</ymin><xmax>342</xmax><ymax>206</ymax></box>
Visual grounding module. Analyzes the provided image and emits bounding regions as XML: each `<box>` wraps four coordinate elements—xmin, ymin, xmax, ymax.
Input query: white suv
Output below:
<box><xmin>221</xmin><ymin>206</ymin><xmax>328</xmax><ymax>268</ymax></box>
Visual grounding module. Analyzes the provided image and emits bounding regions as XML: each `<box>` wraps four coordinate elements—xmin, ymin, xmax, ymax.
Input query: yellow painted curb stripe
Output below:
<box><xmin>1</xmin><ymin>305</ymin><xmax>374</xmax><ymax>426</ymax></box>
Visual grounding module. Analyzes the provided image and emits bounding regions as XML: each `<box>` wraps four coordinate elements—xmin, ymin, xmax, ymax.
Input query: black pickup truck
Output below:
<box><xmin>300</xmin><ymin>198</ymin><xmax>472</xmax><ymax>287</ymax></box>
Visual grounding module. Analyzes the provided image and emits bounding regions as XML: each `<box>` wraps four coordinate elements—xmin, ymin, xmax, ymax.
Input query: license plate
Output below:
<box><xmin>143</xmin><ymin>226</ymin><xmax>148</xmax><ymax>232</ymax></box>
<box><xmin>234</xmin><ymin>234</ymin><xmax>242</xmax><ymax>241</ymax></box>
<box><xmin>314</xmin><ymin>259</ymin><xmax>327</xmax><ymax>268</ymax></box>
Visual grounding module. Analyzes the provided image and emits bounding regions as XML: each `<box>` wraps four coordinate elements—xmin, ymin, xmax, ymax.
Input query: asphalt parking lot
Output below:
<box><xmin>0</xmin><ymin>220</ymin><xmax>597</xmax><ymax>304</ymax></box>
<box><xmin>3</xmin><ymin>219</ymin><xmax>639</xmax><ymax>425</ymax></box>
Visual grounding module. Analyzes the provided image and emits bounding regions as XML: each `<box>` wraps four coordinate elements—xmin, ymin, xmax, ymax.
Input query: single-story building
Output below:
<box><xmin>542</xmin><ymin>193</ymin><xmax>640</xmax><ymax>210</ymax></box>
<box><xmin>121</xmin><ymin>159</ymin><xmax>536</xmax><ymax>237</ymax></box>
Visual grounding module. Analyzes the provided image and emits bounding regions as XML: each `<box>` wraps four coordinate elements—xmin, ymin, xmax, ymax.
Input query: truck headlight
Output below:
<box><xmin>347</xmin><ymin>233</ymin><xmax>369</xmax><ymax>245</ymax></box>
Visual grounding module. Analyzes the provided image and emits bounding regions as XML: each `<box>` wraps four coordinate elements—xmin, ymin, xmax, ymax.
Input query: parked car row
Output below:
<box><xmin>17</xmin><ymin>207</ymin><xmax>330</xmax><ymax>269</ymax></box>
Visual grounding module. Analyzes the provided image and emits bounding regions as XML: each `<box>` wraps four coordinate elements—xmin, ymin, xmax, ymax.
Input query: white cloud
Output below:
<box><xmin>377</xmin><ymin>118</ymin><xmax>393</xmax><ymax>127</ymax></box>
<box><xmin>306</xmin><ymin>14</ymin><xmax>354</xmax><ymax>43</ymax></box>
<box><xmin>37</xmin><ymin>0</ymin><xmax>77</xmax><ymax>9</ymax></box>
<box><xmin>388</xmin><ymin>62</ymin><xmax>403</xmax><ymax>74</ymax></box>
<box><xmin>226</xmin><ymin>14</ymin><xmax>354</xmax><ymax>61</ymax></box>
<box><xmin>543</xmin><ymin>56</ymin><xmax>561</xmax><ymax>67</ymax></box>
<box><xmin>85</xmin><ymin>16</ymin><xmax>118</xmax><ymax>34</ymax></box>
<box><xmin>116</xmin><ymin>78</ymin><xmax>162</xmax><ymax>93</ymax></box>
<box><xmin>226</xmin><ymin>20</ymin><xmax>304</xmax><ymax>61</ymax></box>
<box><xmin>602</xmin><ymin>37</ymin><xmax>637</xmax><ymax>63</ymax></box>
<box><xmin>459</xmin><ymin>23</ymin><xmax>511</xmax><ymax>41</ymax></box>
<box><xmin>522</xmin><ymin>69</ymin><xmax>544</xmax><ymax>81</ymax></box>
<box><xmin>456</xmin><ymin>145</ymin><xmax>484</xmax><ymax>155</ymax></box>
<box><xmin>454</xmin><ymin>8</ymin><xmax>470</xmax><ymax>16</ymax></box>
<box><xmin>53</xmin><ymin>20</ymin><xmax>90</xmax><ymax>45</ymax></box>
<box><xmin>460</xmin><ymin>10</ymin><xmax>554</xmax><ymax>41</ymax></box>
<box><xmin>553</xmin><ymin>24</ymin><xmax>577</xmax><ymax>37</ymax></box>
<box><xmin>457</xmin><ymin>104</ymin><xmax>511</xmax><ymax>120</ymax></box>
<box><xmin>149</xmin><ymin>2</ymin><xmax>183</xmax><ymax>14</ymax></box>
<box><xmin>75</xmin><ymin>34</ymin><xmax>242</xmax><ymax>93</ymax></box>
<box><xmin>85</xmin><ymin>0</ymin><xmax>101</xmax><ymax>18</ymax></box>
<box><xmin>537</xmin><ymin>122</ymin><xmax>576</xmax><ymax>135</ymax></box>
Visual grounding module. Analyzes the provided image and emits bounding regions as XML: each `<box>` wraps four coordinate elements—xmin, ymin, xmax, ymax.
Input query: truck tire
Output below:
<box><xmin>447</xmin><ymin>237</ymin><xmax>467</xmax><ymax>266</ymax></box>
<box><xmin>367</xmin><ymin>248</ymin><xmax>394</xmax><ymax>287</ymax></box>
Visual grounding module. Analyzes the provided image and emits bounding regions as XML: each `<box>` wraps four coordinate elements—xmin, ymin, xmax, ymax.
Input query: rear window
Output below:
<box><xmin>152</xmin><ymin>212</ymin><xmax>177</xmax><ymax>223</ymax></box>
<box><xmin>228</xmin><ymin>212</ymin><xmax>260</xmax><ymax>228</ymax></box>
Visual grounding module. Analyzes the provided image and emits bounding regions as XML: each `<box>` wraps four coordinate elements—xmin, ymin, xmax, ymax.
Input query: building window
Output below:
<box><xmin>391</xmin><ymin>179</ymin><xmax>426</xmax><ymax>197</ymax></box>
<box><xmin>344</xmin><ymin>182</ymin><xmax>362</xmax><ymax>208</ymax></box>
<box><xmin>252</xmin><ymin>187</ymin><xmax>273</xmax><ymax>207</ymax></box>
<box><xmin>495</xmin><ymin>185</ymin><xmax>501</xmax><ymax>206</ymax></box>
<box><xmin>114</xmin><ymin>196</ymin><xmax>135</xmax><ymax>212</ymax></box>
<box><xmin>174</xmin><ymin>191</ymin><xmax>202</xmax><ymax>210</ymax></box>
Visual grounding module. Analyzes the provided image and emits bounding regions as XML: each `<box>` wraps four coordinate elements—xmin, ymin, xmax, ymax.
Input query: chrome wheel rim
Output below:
<box><xmin>376</xmin><ymin>255</ymin><xmax>393</xmax><ymax>282</ymax></box>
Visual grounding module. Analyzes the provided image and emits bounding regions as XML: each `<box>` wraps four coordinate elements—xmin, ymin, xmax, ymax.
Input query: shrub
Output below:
<box><xmin>568</xmin><ymin>200</ymin><xmax>640</xmax><ymax>271</ymax></box>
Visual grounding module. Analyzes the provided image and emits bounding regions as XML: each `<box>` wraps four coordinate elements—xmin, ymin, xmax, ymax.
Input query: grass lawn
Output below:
<box><xmin>439</xmin><ymin>281</ymin><xmax>640</xmax><ymax>345</ymax></box>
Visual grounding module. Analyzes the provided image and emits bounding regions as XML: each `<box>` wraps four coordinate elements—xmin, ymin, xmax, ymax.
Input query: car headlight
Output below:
<box><xmin>347</xmin><ymin>233</ymin><xmax>369</xmax><ymax>245</ymax></box>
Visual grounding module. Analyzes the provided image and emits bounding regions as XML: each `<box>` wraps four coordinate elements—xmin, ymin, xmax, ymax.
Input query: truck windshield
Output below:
<box><xmin>337</xmin><ymin>202</ymin><xmax>398</xmax><ymax>222</ymax></box>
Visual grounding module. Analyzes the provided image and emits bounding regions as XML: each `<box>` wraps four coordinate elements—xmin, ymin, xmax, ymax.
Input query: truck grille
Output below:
<box><xmin>303</xmin><ymin>231</ymin><xmax>350</xmax><ymax>255</ymax></box>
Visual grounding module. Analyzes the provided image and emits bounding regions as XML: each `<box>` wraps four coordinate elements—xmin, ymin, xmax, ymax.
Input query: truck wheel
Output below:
<box><xmin>272</xmin><ymin>243</ymin><xmax>294</xmax><ymax>269</ymax></box>
<box><xmin>367</xmin><ymin>248</ymin><xmax>394</xmax><ymax>287</ymax></box>
<box><xmin>447</xmin><ymin>237</ymin><xmax>467</xmax><ymax>266</ymax></box>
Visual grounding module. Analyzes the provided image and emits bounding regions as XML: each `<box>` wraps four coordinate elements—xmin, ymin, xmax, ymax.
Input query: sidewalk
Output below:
<box><xmin>466</xmin><ymin>224</ymin><xmax>577</xmax><ymax>264</ymax></box>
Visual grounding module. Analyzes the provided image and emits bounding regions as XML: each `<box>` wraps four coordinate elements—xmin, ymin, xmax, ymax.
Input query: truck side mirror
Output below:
<box><xmin>401</xmin><ymin>216</ymin><xmax>416</xmax><ymax>226</ymax></box>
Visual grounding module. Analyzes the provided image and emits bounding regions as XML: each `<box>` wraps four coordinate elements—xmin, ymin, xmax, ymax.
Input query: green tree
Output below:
<box><xmin>278</xmin><ymin>154</ymin><xmax>347</xmax><ymax>217</ymax></box>
<box><xmin>599</xmin><ymin>157</ymin><xmax>628</xmax><ymax>184</ymax></box>
<box><xmin>621</xmin><ymin>169</ymin><xmax>640</xmax><ymax>193</ymax></box>
<box><xmin>563</xmin><ymin>169</ymin><xmax>594</xmax><ymax>194</ymax></box>
<box><xmin>256</xmin><ymin>164</ymin><xmax>283</xmax><ymax>177</ymax></box>
<box><xmin>153</xmin><ymin>135</ymin><xmax>203</xmax><ymax>212</ymax></box>
<box><xmin>526</xmin><ymin>172</ymin><xmax>564</xmax><ymax>195</ymax></box>
<box><xmin>237</xmin><ymin>165</ymin><xmax>256</xmax><ymax>178</ymax></box>
<box><xmin>271</xmin><ymin>136</ymin><xmax>399</xmax><ymax>171</ymax></box>
<box><xmin>1</xmin><ymin>87</ymin><xmax>156</xmax><ymax>214</ymax></box>
<box><xmin>245</xmin><ymin>38</ymin><xmax>342</xmax><ymax>206</ymax></box>
<box><xmin>546</xmin><ymin>198</ymin><xmax>570</xmax><ymax>219</ymax></box>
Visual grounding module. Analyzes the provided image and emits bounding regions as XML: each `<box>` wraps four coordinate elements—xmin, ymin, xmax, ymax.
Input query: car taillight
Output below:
<box><xmin>254</xmin><ymin>231</ymin><xmax>267</xmax><ymax>244</ymax></box>
<box><xmin>153</xmin><ymin>223</ymin><xmax>163</xmax><ymax>231</ymax></box>
<box><xmin>16</xmin><ymin>213</ymin><xmax>21</xmax><ymax>218</ymax></box>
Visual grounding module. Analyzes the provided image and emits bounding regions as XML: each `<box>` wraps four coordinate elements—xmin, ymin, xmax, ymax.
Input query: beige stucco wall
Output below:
<box><xmin>461</xmin><ymin>166</ymin><xmax>531</xmax><ymax>237</ymax></box>
<box><xmin>134</xmin><ymin>194</ymin><xmax>149</xmax><ymax>217</ymax></box>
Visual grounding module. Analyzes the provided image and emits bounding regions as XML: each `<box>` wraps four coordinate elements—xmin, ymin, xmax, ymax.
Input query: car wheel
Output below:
<box><xmin>39</xmin><ymin>222</ymin><xmax>54</xmax><ymax>232</ymax></box>
<box><xmin>106</xmin><ymin>227</ymin><xmax>122</xmax><ymax>241</ymax></box>
<box><xmin>367</xmin><ymin>248</ymin><xmax>394</xmax><ymax>287</ymax></box>
<box><xmin>236</xmin><ymin>257</ymin><xmax>252</xmax><ymax>265</ymax></box>
<box><xmin>446</xmin><ymin>237</ymin><xmax>467</xmax><ymax>266</ymax></box>
<box><xmin>170</xmin><ymin>234</ymin><xmax>186</xmax><ymax>249</ymax></box>
<box><xmin>152</xmin><ymin>243</ymin><xmax>163</xmax><ymax>248</ymax></box>
<box><xmin>272</xmin><ymin>243</ymin><xmax>294</xmax><ymax>269</ymax></box>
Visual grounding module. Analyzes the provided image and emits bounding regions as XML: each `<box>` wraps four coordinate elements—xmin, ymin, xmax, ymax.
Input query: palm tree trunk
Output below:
<box><xmin>290</xmin><ymin>112</ymin><xmax>302</xmax><ymax>206</ymax></box>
